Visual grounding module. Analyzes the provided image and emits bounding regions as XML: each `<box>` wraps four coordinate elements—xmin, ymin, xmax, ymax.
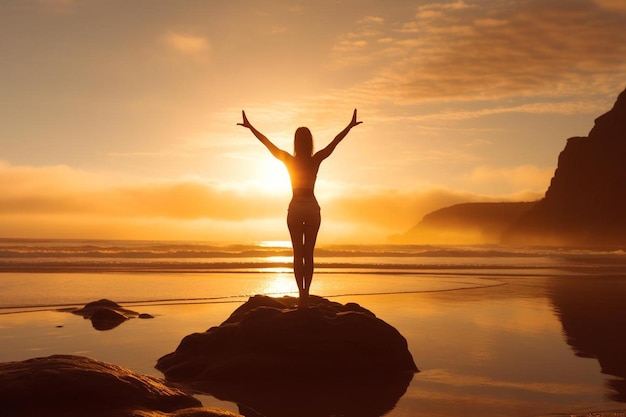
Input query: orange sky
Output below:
<box><xmin>1</xmin><ymin>0</ymin><xmax>625</xmax><ymax>243</ymax></box>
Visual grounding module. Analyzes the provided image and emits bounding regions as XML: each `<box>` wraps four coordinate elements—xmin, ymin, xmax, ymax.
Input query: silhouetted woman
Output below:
<box><xmin>238</xmin><ymin>109</ymin><xmax>362</xmax><ymax>306</ymax></box>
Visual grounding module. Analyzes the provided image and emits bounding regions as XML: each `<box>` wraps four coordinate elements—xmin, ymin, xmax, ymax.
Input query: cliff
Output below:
<box><xmin>393</xmin><ymin>202</ymin><xmax>535</xmax><ymax>244</ymax></box>
<box><xmin>397</xmin><ymin>86</ymin><xmax>626</xmax><ymax>247</ymax></box>
<box><xmin>503</xmin><ymin>87</ymin><xmax>626</xmax><ymax>246</ymax></box>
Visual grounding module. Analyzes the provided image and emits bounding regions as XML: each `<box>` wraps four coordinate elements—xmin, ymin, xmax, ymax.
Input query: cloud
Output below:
<box><xmin>161</xmin><ymin>31</ymin><xmax>210</xmax><ymax>56</ymax></box>
<box><xmin>10</xmin><ymin>0</ymin><xmax>77</xmax><ymax>14</ymax></box>
<box><xmin>594</xmin><ymin>0</ymin><xmax>626</xmax><ymax>12</ymax></box>
<box><xmin>330</xmin><ymin>14</ymin><xmax>386</xmax><ymax>68</ymax></box>
<box><xmin>0</xmin><ymin>160</ymin><xmax>296</xmax><ymax>223</ymax></box>
<box><xmin>37</xmin><ymin>0</ymin><xmax>75</xmax><ymax>8</ymax></box>
<box><xmin>0</xmin><ymin>162</ymin><xmax>281</xmax><ymax>221</ymax></box>
<box><xmin>333</xmin><ymin>0</ymin><xmax>626</xmax><ymax>103</ymax></box>
<box><xmin>0</xmin><ymin>160</ymin><xmax>537</xmax><ymax>242</ymax></box>
<box><xmin>0</xmin><ymin>160</ymin><xmax>289</xmax><ymax>240</ymax></box>
<box><xmin>37</xmin><ymin>0</ymin><xmax>75</xmax><ymax>6</ymax></box>
<box><xmin>468</xmin><ymin>165</ymin><xmax>553</xmax><ymax>191</ymax></box>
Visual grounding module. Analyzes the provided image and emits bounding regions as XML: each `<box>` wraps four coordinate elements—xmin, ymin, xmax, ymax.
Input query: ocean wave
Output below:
<box><xmin>1</xmin><ymin>238</ymin><xmax>626</xmax><ymax>273</ymax></box>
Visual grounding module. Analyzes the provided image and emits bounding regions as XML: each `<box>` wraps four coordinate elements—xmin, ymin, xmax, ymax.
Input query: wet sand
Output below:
<box><xmin>1</xmin><ymin>272</ymin><xmax>626</xmax><ymax>416</ymax></box>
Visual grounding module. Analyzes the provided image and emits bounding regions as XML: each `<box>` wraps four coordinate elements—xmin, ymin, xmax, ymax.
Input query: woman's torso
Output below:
<box><xmin>284</xmin><ymin>155</ymin><xmax>321</xmax><ymax>204</ymax></box>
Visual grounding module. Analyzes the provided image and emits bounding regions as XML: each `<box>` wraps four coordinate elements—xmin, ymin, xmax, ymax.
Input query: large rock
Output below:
<box><xmin>503</xmin><ymin>86</ymin><xmax>626</xmax><ymax>246</ymax></box>
<box><xmin>157</xmin><ymin>295</ymin><xmax>417</xmax><ymax>380</ymax></box>
<box><xmin>0</xmin><ymin>355</ymin><xmax>240</xmax><ymax>417</ymax></box>
<box><xmin>156</xmin><ymin>295</ymin><xmax>417</xmax><ymax>417</ymax></box>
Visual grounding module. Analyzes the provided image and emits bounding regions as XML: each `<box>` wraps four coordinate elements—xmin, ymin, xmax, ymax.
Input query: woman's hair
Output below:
<box><xmin>294</xmin><ymin>127</ymin><xmax>313</xmax><ymax>156</ymax></box>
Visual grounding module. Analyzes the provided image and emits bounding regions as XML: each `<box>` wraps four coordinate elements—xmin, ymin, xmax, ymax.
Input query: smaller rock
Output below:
<box><xmin>67</xmin><ymin>299</ymin><xmax>153</xmax><ymax>330</ymax></box>
<box><xmin>72</xmin><ymin>299</ymin><xmax>139</xmax><ymax>318</ymax></box>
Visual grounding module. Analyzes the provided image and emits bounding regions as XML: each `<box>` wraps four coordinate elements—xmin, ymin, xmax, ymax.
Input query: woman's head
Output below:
<box><xmin>294</xmin><ymin>127</ymin><xmax>313</xmax><ymax>156</ymax></box>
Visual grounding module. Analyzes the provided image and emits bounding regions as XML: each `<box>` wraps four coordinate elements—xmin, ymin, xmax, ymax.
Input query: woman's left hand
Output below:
<box><xmin>349</xmin><ymin>109</ymin><xmax>363</xmax><ymax>128</ymax></box>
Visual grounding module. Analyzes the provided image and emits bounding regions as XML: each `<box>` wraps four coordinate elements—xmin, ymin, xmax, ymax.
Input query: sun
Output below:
<box><xmin>255</xmin><ymin>158</ymin><xmax>291</xmax><ymax>193</ymax></box>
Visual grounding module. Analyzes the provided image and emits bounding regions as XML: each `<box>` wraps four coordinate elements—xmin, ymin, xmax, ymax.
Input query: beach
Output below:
<box><xmin>1</xmin><ymin>240</ymin><xmax>626</xmax><ymax>416</ymax></box>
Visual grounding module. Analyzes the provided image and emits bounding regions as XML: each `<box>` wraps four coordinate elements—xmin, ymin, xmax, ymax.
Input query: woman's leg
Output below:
<box><xmin>287</xmin><ymin>212</ymin><xmax>306</xmax><ymax>298</ymax></box>
<box><xmin>302</xmin><ymin>212</ymin><xmax>321</xmax><ymax>297</ymax></box>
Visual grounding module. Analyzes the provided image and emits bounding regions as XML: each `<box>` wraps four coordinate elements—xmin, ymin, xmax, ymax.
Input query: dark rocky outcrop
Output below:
<box><xmin>0</xmin><ymin>355</ymin><xmax>240</xmax><ymax>417</ymax></box>
<box><xmin>156</xmin><ymin>295</ymin><xmax>417</xmax><ymax>417</ymax></box>
<box><xmin>396</xmin><ymin>86</ymin><xmax>626</xmax><ymax>247</ymax></box>
<box><xmin>503</xmin><ymin>87</ymin><xmax>626</xmax><ymax>246</ymax></box>
<box><xmin>67</xmin><ymin>299</ymin><xmax>153</xmax><ymax>331</ymax></box>
<box><xmin>393</xmin><ymin>201</ymin><xmax>535</xmax><ymax>244</ymax></box>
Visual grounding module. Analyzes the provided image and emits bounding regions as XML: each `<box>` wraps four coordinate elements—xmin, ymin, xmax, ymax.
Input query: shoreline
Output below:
<box><xmin>0</xmin><ymin>274</ymin><xmax>505</xmax><ymax>315</ymax></box>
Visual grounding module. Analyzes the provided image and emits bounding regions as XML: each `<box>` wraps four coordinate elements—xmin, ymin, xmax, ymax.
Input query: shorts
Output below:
<box><xmin>287</xmin><ymin>198</ymin><xmax>321</xmax><ymax>226</ymax></box>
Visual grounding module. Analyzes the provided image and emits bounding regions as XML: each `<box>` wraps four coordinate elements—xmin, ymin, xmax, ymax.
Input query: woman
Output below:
<box><xmin>238</xmin><ymin>109</ymin><xmax>362</xmax><ymax>306</ymax></box>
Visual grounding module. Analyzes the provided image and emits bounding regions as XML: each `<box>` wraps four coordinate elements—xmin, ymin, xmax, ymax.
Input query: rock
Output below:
<box><xmin>68</xmin><ymin>299</ymin><xmax>151</xmax><ymax>330</ymax></box>
<box><xmin>393</xmin><ymin>201</ymin><xmax>536</xmax><ymax>244</ymax></box>
<box><xmin>71</xmin><ymin>298</ymin><xmax>139</xmax><ymax>318</ymax></box>
<box><xmin>157</xmin><ymin>295</ymin><xmax>417</xmax><ymax>380</ymax></box>
<box><xmin>88</xmin><ymin>307</ymin><xmax>130</xmax><ymax>330</ymax></box>
<box><xmin>156</xmin><ymin>295</ymin><xmax>417</xmax><ymax>417</ymax></box>
<box><xmin>0</xmin><ymin>355</ymin><xmax>240</xmax><ymax>417</ymax></box>
<box><xmin>503</xmin><ymin>86</ymin><xmax>626</xmax><ymax>246</ymax></box>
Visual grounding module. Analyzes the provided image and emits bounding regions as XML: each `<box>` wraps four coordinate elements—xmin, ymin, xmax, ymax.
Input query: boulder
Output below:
<box><xmin>157</xmin><ymin>295</ymin><xmax>417</xmax><ymax>380</ymax></box>
<box><xmin>0</xmin><ymin>355</ymin><xmax>240</xmax><ymax>417</ymax></box>
<box><xmin>156</xmin><ymin>295</ymin><xmax>417</xmax><ymax>417</ymax></box>
<box><xmin>68</xmin><ymin>299</ymin><xmax>151</xmax><ymax>330</ymax></box>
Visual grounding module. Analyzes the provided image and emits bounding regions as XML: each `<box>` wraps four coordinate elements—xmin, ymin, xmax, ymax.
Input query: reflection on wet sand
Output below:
<box><xmin>549</xmin><ymin>276</ymin><xmax>626</xmax><ymax>402</ymax></box>
<box><xmin>192</xmin><ymin>372</ymin><xmax>414</xmax><ymax>417</ymax></box>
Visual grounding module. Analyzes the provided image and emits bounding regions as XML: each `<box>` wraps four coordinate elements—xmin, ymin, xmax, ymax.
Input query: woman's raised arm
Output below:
<box><xmin>314</xmin><ymin>109</ymin><xmax>362</xmax><ymax>162</ymax></box>
<box><xmin>238</xmin><ymin>110</ymin><xmax>290</xmax><ymax>162</ymax></box>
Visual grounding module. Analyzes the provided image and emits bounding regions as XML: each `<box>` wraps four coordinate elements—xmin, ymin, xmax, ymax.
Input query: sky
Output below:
<box><xmin>1</xmin><ymin>0</ymin><xmax>625</xmax><ymax>243</ymax></box>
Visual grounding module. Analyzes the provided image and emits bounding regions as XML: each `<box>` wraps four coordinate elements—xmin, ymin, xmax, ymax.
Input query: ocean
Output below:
<box><xmin>2</xmin><ymin>237</ymin><xmax>624</xmax><ymax>311</ymax></box>
<box><xmin>2</xmin><ymin>238</ymin><xmax>626</xmax><ymax>416</ymax></box>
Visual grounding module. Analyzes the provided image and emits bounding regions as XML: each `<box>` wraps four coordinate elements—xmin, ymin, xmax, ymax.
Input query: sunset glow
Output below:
<box><xmin>252</xmin><ymin>158</ymin><xmax>292</xmax><ymax>195</ymax></box>
<box><xmin>1</xmin><ymin>0</ymin><xmax>625</xmax><ymax>243</ymax></box>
